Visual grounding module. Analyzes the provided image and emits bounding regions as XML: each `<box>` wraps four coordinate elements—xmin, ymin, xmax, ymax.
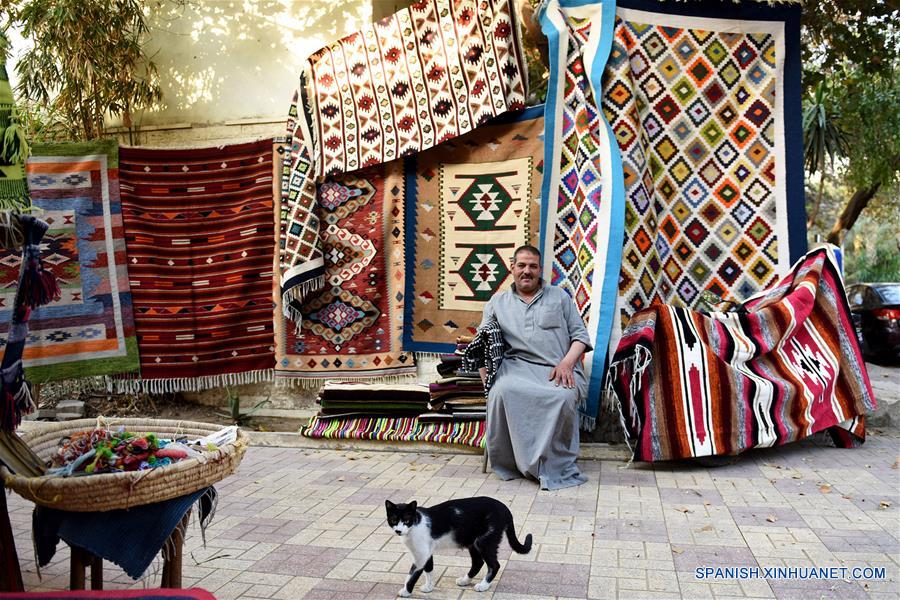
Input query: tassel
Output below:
<box><xmin>13</xmin><ymin>381</ymin><xmax>35</xmax><ymax>418</ymax></box>
<box><xmin>38</xmin><ymin>269</ymin><xmax>60</xmax><ymax>305</ymax></box>
<box><xmin>2</xmin><ymin>389</ymin><xmax>16</xmax><ymax>431</ymax></box>
<box><xmin>19</xmin><ymin>263</ymin><xmax>60</xmax><ymax>309</ymax></box>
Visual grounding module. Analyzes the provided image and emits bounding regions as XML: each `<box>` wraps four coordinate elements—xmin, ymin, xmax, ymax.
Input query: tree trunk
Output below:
<box><xmin>825</xmin><ymin>183</ymin><xmax>881</xmax><ymax>245</ymax></box>
<box><xmin>807</xmin><ymin>157</ymin><xmax>826</xmax><ymax>229</ymax></box>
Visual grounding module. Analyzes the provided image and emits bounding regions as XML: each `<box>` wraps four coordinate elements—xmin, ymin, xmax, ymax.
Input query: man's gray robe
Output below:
<box><xmin>480</xmin><ymin>282</ymin><xmax>592</xmax><ymax>490</ymax></box>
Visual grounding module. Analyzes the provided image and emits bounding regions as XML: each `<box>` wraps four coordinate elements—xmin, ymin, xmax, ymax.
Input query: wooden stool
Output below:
<box><xmin>68</xmin><ymin>510</ymin><xmax>190</xmax><ymax>590</ymax></box>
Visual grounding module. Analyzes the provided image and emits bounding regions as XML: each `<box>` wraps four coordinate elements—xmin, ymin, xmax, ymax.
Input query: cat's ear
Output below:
<box><xmin>408</xmin><ymin>500</ymin><xmax>417</xmax><ymax>511</ymax></box>
<box><xmin>385</xmin><ymin>499</ymin><xmax>395</xmax><ymax>510</ymax></box>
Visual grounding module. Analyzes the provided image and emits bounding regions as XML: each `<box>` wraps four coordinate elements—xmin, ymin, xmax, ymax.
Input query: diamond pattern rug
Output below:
<box><xmin>539</xmin><ymin>0</ymin><xmax>805</xmax><ymax>427</ymax></box>
<box><xmin>403</xmin><ymin>106</ymin><xmax>545</xmax><ymax>353</ymax></box>
<box><xmin>274</xmin><ymin>147</ymin><xmax>415</xmax><ymax>381</ymax></box>
<box><xmin>602</xmin><ymin>1</ymin><xmax>805</xmax><ymax>339</ymax></box>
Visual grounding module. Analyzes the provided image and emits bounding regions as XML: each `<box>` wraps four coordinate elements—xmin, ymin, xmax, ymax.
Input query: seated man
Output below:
<box><xmin>478</xmin><ymin>244</ymin><xmax>591</xmax><ymax>490</ymax></box>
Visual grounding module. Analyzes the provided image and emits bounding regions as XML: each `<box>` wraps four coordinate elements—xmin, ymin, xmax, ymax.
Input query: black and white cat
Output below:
<box><xmin>385</xmin><ymin>496</ymin><xmax>533</xmax><ymax>596</ymax></box>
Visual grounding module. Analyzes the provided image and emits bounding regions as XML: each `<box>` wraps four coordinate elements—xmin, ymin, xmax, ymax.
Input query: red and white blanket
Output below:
<box><xmin>607</xmin><ymin>247</ymin><xmax>876</xmax><ymax>462</ymax></box>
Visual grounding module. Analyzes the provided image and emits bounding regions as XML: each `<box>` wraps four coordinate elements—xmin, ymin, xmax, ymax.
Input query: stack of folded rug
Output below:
<box><xmin>421</xmin><ymin>337</ymin><xmax>487</xmax><ymax>423</ymax></box>
<box><xmin>302</xmin><ymin>378</ymin><xmax>485</xmax><ymax>448</ymax></box>
<box><xmin>315</xmin><ymin>382</ymin><xmax>430</xmax><ymax>419</ymax></box>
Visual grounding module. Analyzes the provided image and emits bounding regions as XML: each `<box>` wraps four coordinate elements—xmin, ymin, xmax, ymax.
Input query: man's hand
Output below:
<box><xmin>549</xmin><ymin>359</ymin><xmax>576</xmax><ymax>388</ymax></box>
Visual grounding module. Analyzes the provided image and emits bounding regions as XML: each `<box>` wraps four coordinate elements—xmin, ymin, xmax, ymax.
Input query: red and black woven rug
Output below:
<box><xmin>113</xmin><ymin>140</ymin><xmax>275</xmax><ymax>392</ymax></box>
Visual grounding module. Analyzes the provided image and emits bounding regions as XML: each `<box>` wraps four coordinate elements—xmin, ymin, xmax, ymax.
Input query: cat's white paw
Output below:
<box><xmin>398</xmin><ymin>587</ymin><xmax>412</xmax><ymax>598</ymax></box>
<box><xmin>456</xmin><ymin>576</ymin><xmax>472</xmax><ymax>587</ymax></box>
<box><xmin>474</xmin><ymin>581</ymin><xmax>491</xmax><ymax>592</ymax></box>
<box><xmin>421</xmin><ymin>582</ymin><xmax>435</xmax><ymax>593</ymax></box>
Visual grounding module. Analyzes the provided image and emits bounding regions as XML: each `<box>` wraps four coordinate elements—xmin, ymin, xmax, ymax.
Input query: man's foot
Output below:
<box><xmin>474</xmin><ymin>580</ymin><xmax>491</xmax><ymax>592</ymax></box>
<box><xmin>398</xmin><ymin>587</ymin><xmax>411</xmax><ymax>597</ymax></box>
<box><xmin>456</xmin><ymin>576</ymin><xmax>472</xmax><ymax>587</ymax></box>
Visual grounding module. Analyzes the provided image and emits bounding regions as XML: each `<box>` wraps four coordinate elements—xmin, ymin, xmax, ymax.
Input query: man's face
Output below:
<box><xmin>512</xmin><ymin>250</ymin><xmax>542</xmax><ymax>294</ymax></box>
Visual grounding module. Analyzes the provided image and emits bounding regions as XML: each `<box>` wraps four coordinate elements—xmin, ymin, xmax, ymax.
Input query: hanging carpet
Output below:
<box><xmin>403</xmin><ymin>106</ymin><xmax>544</xmax><ymax>353</ymax></box>
<box><xmin>539</xmin><ymin>0</ymin><xmax>805</xmax><ymax>427</ymax></box>
<box><xmin>113</xmin><ymin>141</ymin><xmax>275</xmax><ymax>393</ymax></box>
<box><xmin>273</xmin><ymin>145</ymin><xmax>415</xmax><ymax>382</ymax></box>
<box><xmin>279</xmin><ymin>0</ymin><xmax>529</xmax><ymax>325</ymax></box>
<box><xmin>0</xmin><ymin>141</ymin><xmax>139</xmax><ymax>382</ymax></box>
<box><xmin>607</xmin><ymin>248</ymin><xmax>876</xmax><ymax>462</ymax></box>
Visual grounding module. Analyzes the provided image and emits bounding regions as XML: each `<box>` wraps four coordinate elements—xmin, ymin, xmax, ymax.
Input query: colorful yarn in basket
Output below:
<box><xmin>49</xmin><ymin>427</ymin><xmax>191</xmax><ymax>476</ymax></box>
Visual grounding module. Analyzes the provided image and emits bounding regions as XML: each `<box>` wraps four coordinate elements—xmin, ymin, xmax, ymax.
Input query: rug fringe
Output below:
<box><xmin>604</xmin><ymin>344</ymin><xmax>652</xmax><ymax>460</ymax></box>
<box><xmin>106</xmin><ymin>368</ymin><xmax>274</xmax><ymax>395</ymax></box>
<box><xmin>282</xmin><ymin>275</ymin><xmax>325</xmax><ymax>334</ymax></box>
<box><xmin>274</xmin><ymin>372</ymin><xmax>419</xmax><ymax>390</ymax></box>
<box><xmin>414</xmin><ymin>352</ymin><xmax>443</xmax><ymax>361</ymax></box>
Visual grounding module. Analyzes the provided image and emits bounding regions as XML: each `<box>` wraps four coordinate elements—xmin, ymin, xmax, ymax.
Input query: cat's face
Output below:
<box><xmin>385</xmin><ymin>500</ymin><xmax>417</xmax><ymax>536</ymax></box>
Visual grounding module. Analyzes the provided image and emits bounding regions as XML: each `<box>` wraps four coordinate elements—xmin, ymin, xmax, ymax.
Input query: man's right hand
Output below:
<box><xmin>479</xmin><ymin>367</ymin><xmax>487</xmax><ymax>386</ymax></box>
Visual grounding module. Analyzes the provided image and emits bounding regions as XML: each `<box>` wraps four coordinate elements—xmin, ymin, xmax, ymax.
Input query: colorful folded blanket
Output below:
<box><xmin>319</xmin><ymin>382</ymin><xmax>430</xmax><ymax>403</ymax></box>
<box><xmin>606</xmin><ymin>248</ymin><xmax>876</xmax><ymax>462</ymax></box>
<box><xmin>302</xmin><ymin>414</ymin><xmax>485</xmax><ymax>448</ymax></box>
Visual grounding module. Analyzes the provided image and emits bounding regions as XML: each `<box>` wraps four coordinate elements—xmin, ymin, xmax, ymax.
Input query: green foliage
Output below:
<box><xmin>801</xmin><ymin>1</ymin><xmax>898</xmax><ymax>89</ymax></box>
<box><xmin>800</xmin><ymin>1</ymin><xmax>899</xmax><ymax>255</ymax></box>
<box><xmin>844</xmin><ymin>219</ymin><xmax>900</xmax><ymax>283</ymax></box>
<box><xmin>220</xmin><ymin>386</ymin><xmax>270</xmax><ymax>427</ymax></box>
<box><xmin>13</xmin><ymin>99</ymin><xmax>68</xmax><ymax>143</ymax></box>
<box><xmin>8</xmin><ymin>0</ymin><xmax>164</xmax><ymax>141</ymax></box>
<box><xmin>802</xmin><ymin>81</ymin><xmax>850</xmax><ymax>175</ymax></box>
<box><xmin>835</xmin><ymin>72</ymin><xmax>900</xmax><ymax>191</ymax></box>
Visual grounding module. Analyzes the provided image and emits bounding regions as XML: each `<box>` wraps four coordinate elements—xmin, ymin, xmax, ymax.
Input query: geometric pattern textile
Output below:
<box><xmin>403</xmin><ymin>107</ymin><xmax>544</xmax><ymax>354</ymax></box>
<box><xmin>607</xmin><ymin>247</ymin><xmax>875</xmax><ymax>462</ymax></box>
<box><xmin>540</xmin><ymin>0</ymin><xmax>805</xmax><ymax>428</ymax></box>
<box><xmin>113</xmin><ymin>141</ymin><xmax>276</xmax><ymax>393</ymax></box>
<box><xmin>540</xmin><ymin>0</ymin><xmax>626</xmax><ymax>427</ymax></box>
<box><xmin>0</xmin><ymin>141</ymin><xmax>139</xmax><ymax>382</ymax></box>
<box><xmin>603</xmin><ymin>0</ymin><xmax>805</xmax><ymax>340</ymax></box>
<box><xmin>279</xmin><ymin>0</ymin><xmax>529</xmax><ymax>326</ymax></box>
<box><xmin>274</xmin><ymin>148</ymin><xmax>415</xmax><ymax>381</ymax></box>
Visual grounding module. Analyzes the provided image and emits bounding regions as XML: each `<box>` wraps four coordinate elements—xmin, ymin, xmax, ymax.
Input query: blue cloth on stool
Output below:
<box><xmin>34</xmin><ymin>487</ymin><xmax>215</xmax><ymax>579</ymax></box>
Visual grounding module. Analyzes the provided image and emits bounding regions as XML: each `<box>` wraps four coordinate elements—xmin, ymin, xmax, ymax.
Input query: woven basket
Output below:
<box><xmin>1</xmin><ymin>418</ymin><xmax>248</xmax><ymax>512</ymax></box>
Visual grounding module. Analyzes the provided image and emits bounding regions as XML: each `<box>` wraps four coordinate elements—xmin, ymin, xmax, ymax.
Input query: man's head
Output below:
<box><xmin>511</xmin><ymin>245</ymin><xmax>542</xmax><ymax>295</ymax></box>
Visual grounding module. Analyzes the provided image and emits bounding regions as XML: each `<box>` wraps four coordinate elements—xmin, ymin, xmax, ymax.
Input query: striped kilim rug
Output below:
<box><xmin>302</xmin><ymin>415</ymin><xmax>485</xmax><ymax>449</ymax></box>
<box><xmin>273</xmin><ymin>147</ymin><xmax>415</xmax><ymax>382</ymax></box>
<box><xmin>278</xmin><ymin>0</ymin><xmax>528</xmax><ymax>326</ymax></box>
<box><xmin>113</xmin><ymin>140</ymin><xmax>275</xmax><ymax>393</ymax></box>
<box><xmin>539</xmin><ymin>0</ymin><xmax>805</xmax><ymax>427</ymax></box>
<box><xmin>0</xmin><ymin>141</ymin><xmax>139</xmax><ymax>382</ymax></box>
<box><xmin>607</xmin><ymin>248</ymin><xmax>875</xmax><ymax>462</ymax></box>
<box><xmin>403</xmin><ymin>107</ymin><xmax>545</xmax><ymax>354</ymax></box>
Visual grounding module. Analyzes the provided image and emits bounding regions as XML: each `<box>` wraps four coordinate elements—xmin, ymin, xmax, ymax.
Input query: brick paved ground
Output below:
<box><xmin>6</xmin><ymin>431</ymin><xmax>899</xmax><ymax>599</ymax></box>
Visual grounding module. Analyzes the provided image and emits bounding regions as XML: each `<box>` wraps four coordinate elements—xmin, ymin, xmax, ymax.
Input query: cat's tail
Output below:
<box><xmin>505</xmin><ymin>523</ymin><xmax>533</xmax><ymax>554</ymax></box>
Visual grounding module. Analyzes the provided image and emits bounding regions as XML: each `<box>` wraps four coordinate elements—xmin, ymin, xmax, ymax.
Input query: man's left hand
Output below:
<box><xmin>549</xmin><ymin>360</ymin><xmax>576</xmax><ymax>389</ymax></box>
